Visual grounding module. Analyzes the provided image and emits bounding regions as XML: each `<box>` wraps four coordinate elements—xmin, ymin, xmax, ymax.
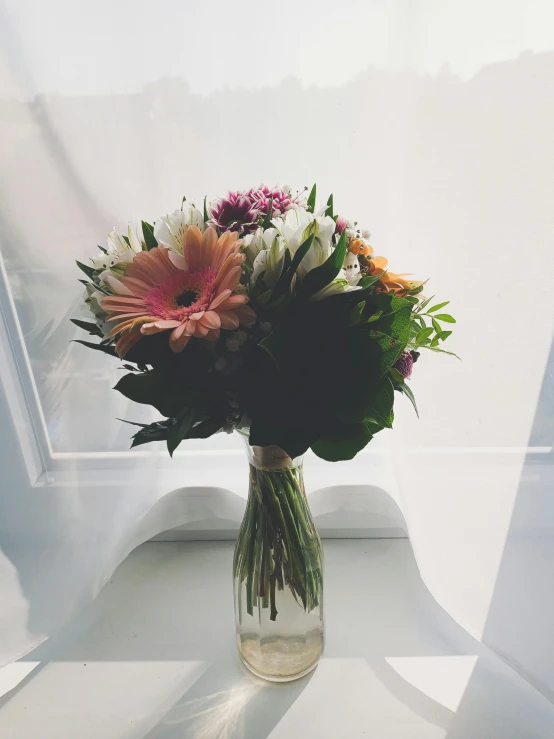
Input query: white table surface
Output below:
<box><xmin>1</xmin><ymin>540</ymin><xmax>553</xmax><ymax>739</ymax></box>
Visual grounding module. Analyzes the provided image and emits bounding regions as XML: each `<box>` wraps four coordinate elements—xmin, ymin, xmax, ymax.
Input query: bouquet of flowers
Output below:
<box><xmin>73</xmin><ymin>184</ymin><xmax>456</xmax><ymax>679</ymax></box>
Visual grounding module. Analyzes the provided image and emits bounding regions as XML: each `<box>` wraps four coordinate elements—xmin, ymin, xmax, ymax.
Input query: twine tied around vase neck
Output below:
<box><xmin>249</xmin><ymin>444</ymin><xmax>300</xmax><ymax>471</ymax></box>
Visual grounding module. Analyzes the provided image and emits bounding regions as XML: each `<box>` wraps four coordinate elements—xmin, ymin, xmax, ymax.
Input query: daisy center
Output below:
<box><xmin>145</xmin><ymin>267</ymin><xmax>217</xmax><ymax>321</ymax></box>
<box><xmin>175</xmin><ymin>288</ymin><xmax>200</xmax><ymax>308</ymax></box>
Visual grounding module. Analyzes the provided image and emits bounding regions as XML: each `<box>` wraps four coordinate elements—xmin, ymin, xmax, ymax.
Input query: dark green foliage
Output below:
<box><xmin>141</xmin><ymin>221</ymin><xmax>158</xmax><ymax>250</ymax></box>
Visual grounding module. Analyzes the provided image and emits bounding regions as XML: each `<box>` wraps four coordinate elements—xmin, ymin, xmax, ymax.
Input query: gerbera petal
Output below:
<box><xmin>115</xmin><ymin>332</ymin><xmax>142</xmax><ymax>358</ymax></box>
<box><xmin>204</xmin><ymin>328</ymin><xmax>220</xmax><ymax>342</ymax></box>
<box><xmin>200</xmin><ymin>310</ymin><xmax>221</xmax><ymax>329</ymax></box>
<box><xmin>217</xmin><ymin>266</ymin><xmax>241</xmax><ymax>294</ymax></box>
<box><xmin>208</xmin><ymin>288</ymin><xmax>232</xmax><ymax>310</ymax></box>
<box><xmin>141</xmin><ymin>320</ymin><xmax>181</xmax><ymax>335</ymax></box>
<box><xmin>219</xmin><ymin>311</ymin><xmax>240</xmax><ymax>330</ymax></box>
<box><xmin>184</xmin><ymin>225</ymin><xmax>204</xmax><ymax>271</ymax></box>
<box><xmin>201</xmin><ymin>227</ymin><xmax>218</xmax><ymax>265</ymax></box>
<box><xmin>216</xmin><ymin>294</ymin><xmax>248</xmax><ymax>311</ymax></box>
<box><xmin>170</xmin><ymin>332</ymin><xmax>191</xmax><ymax>353</ymax></box>
<box><xmin>194</xmin><ymin>321</ymin><xmax>209</xmax><ymax>338</ymax></box>
<box><xmin>171</xmin><ymin>323</ymin><xmax>187</xmax><ymax>341</ymax></box>
<box><xmin>234</xmin><ymin>305</ymin><xmax>257</xmax><ymax>327</ymax></box>
<box><xmin>120</xmin><ymin>276</ymin><xmax>152</xmax><ymax>297</ymax></box>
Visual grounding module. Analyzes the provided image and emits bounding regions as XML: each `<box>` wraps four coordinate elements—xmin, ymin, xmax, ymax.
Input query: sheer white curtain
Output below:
<box><xmin>1</xmin><ymin>0</ymin><xmax>553</xmax><ymax>699</ymax></box>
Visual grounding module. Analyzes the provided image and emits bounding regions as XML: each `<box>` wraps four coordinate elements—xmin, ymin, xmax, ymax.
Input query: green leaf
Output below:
<box><xmin>76</xmin><ymin>260</ymin><xmax>96</xmax><ymax>280</ymax></box>
<box><xmin>419</xmin><ymin>345</ymin><xmax>461</xmax><ymax>359</ymax></box>
<box><xmin>74</xmin><ymin>339</ymin><xmax>117</xmax><ymax>357</ymax></box>
<box><xmin>358</xmin><ymin>273</ymin><xmax>382</xmax><ymax>289</ymax></box>
<box><xmin>270</xmin><ymin>234</ymin><xmax>314</xmax><ymax>301</ymax></box>
<box><xmin>434</xmin><ymin>314</ymin><xmax>456</xmax><ymax>323</ymax></box>
<box><xmin>436</xmin><ymin>330</ymin><xmax>452</xmax><ymax>341</ymax></box>
<box><xmin>312</xmin><ymin>420</ymin><xmax>381</xmax><ymax>462</ymax></box>
<box><xmin>427</xmin><ymin>301</ymin><xmax>450</xmax><ymax>313</ymax></box>
<box><xmin>70</xmin><ymin>318</ymin><xmax>102</xmax><ymax>336</ymax></box>
<box><xmin>114</xmin><ymin>371</ymin><xmax>196</xmax><ymax>417</ymax></box>
<box><xmin>430</xmin><ymin>338</ymin><xmax>440</xmax><ymax>347</ymax></box>
<box><xmin>97</xmin><ymin>245</ymin><xmax>108</xmax><ymax>254</ymax></box>
<box><xmin>256</xmin><ymin>290</ymin><xmax>273</xmax><ymax>306</ymax></box>
<box><xmin>130</xmin><ymin>420</ymin><xmax>172</xmax><ymax>448</ymax></box>
<box><xmin>432</xmin><ymin>318</ymin><xmax>441</xmax><ymax>333</ymax></box>
<box><xmin>141</xmin><ymin>221</ymin><xmax>158</xmax><ymax>250</ymax></box>
<box><xmin>186</xmin><ymin>418</ymin><xmax>223</xmax><ymax>439</ymax></box>
<box><xmin>399</xmin><ymin>382</ymin><xmax>419</xmax><ymax>417</ymax></box>
<box><xmin>307</xmin><ymin>183</ymin><xmax>316</xmax><ymax>213</ymax></box>
<box><xmin>300</xmin><ymin>229</ymin><xmax>347</xmax><ymax>299</ymax></box>
<box><xmin>262</xmin><ymin>198</ymin><xmax>273</xmax><ymax>229</ymax></box>
<box><xmin>203</xmin><ymin>196</ymin><xmax>209</xmax><ymax>223</ymax></box>
<box><xmin>167</xmin><ymin>410</ymin><xmax>194</xmax><ymax>456</ymax></box>
<box><xmin>416</xmin><ymin>327</ymin><xmax>434</xmax><ymax>343</ymax></box>
<box><xmin>389</xmin><ymin>367</ymin><xmax>405</xmax><ymax>384</ymax></box>
<box><xmin>364</xmin><ymin>376</ymin><xmax>394</xmax><ymax>428</ymax></box>
<box><xmin>325</xmin><ymin>193</ymin><xmax>334</xmax><ymax>218</ymax></box>
<box><xmin>417</xmin><ymin>295</ymin><xmax>434</xmax><ymax>312</ymax></box>
<box><xmin>348</xmin><ymin>302</ymin><xmax>364</xmax><ymax>326</ymax></box>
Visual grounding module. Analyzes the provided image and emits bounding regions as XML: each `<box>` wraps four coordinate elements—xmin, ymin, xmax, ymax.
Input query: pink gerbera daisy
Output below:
<box><xmin>100</xmin><ymin>226</ymin><xmax>256</xmax><ymax>357</ymax></box>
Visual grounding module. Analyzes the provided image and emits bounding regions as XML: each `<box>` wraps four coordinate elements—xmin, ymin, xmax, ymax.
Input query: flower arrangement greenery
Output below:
<box><xmin>73</xmin><ymin>183</ymin><xmax>456</xmax><ymax>462</ymax></box>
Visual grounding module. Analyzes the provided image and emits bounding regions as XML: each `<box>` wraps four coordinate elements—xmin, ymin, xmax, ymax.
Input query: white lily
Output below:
<box><xmin>154</xmin><ymin>202</ymin><xmax>205</xmax><ymax>254</ymax></box>
<box><xmin>311</xmin><ymin>276</ymin><xmax>361</xmax><ymax>302</ymax></box>
<box><xmin>243</xmin><ymin>227</ymin><xmax>280</xmax><ymax>268</ymax></box>
<box><xmin>272</xmin><ymin>206</ymin><xmax>336</xmax><ymax>278</ymax></box>
<box><xmin>90</xmin><ymin>224</ymin><xmax>144</xmax><ymax>270</ymax></box>
<box><xmin>252</xmin><ymin>230</ymin><xmax>286</xmax><ymax>289</ymax></box>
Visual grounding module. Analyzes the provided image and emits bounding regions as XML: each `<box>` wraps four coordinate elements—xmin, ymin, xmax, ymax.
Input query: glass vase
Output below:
<box><xmin>233</xmin><ymin>441</ymin><xmax>324</xmax><ymax>682</ymax></box>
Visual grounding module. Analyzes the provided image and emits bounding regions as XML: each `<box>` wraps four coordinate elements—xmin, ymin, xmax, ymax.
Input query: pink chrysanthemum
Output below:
<box><xmin>209</xmin><ymin>185</ymin><xmax>298</xmax><ymax>234</ymax></box>
<box><xmin>394</xmin><ymin>350</ymin><xmax>414</xmax><ymax>379</ymax></box>
<box><xmin>335</xmin><ymin>216</ymin><xmax>348</xmax><ymax>235</ymax></box>
<box><xmin>100</xmin><ymin>226</ymin><xmax>256</xmax><ymax>357</ymax></box>
<box><xmin>246</xmin><ymin>185</ymin><xmax>296</xmax><ymax>218</ymax></box>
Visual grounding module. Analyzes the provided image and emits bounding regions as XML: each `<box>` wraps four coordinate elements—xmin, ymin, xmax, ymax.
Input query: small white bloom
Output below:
<box><xmin>343</xmin><ymin>251</ymin><xmax>362</xmax><ymax>285</ymax></box>
<box><xmin>362</xmin><ymin>228</ymin><xmax>371</xmax><ymax>239</ymax></box>
<box><xmin>311</xmin><ymin>276</ymin><xmax>361</xmax><ymax>302</ymax></box>
<box><xmin>90</xmin><ymin>224</ymin><xmax>143</xmax><ymax>270</ymax></box>
<box><xmin>99</xmin><ymin>270</ymin><xmax>132</xmax><ymax>295</ymax></box>
<box><xmin>154</xmin><ymin>203</ymin><xmax>205</xmax><ymax>254</ymax></box>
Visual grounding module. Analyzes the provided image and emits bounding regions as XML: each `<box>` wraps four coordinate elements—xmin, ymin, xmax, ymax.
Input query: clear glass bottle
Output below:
<box><xmin>233</xmin><ymin>441</ymin><xmax>324</xmax><ymax>682</ymax></box>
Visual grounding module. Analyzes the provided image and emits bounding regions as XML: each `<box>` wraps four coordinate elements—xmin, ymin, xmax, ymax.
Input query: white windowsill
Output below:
<box><xmin>1</xmin><ymin>539</ymin><xmax>552</xmax><ymax>738</ymax></box>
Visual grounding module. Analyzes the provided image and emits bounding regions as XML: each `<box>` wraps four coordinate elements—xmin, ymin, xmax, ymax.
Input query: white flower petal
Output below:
<box><xmin>100</xmin><ymin>270</ymin><xmax>132</xmax><ymax>295</ymax></box>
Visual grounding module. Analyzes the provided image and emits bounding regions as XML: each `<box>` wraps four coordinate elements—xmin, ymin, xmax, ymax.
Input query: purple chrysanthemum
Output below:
<box><xmin>394</xmin><ymin>350</ymin><xmax>414</xmax><ymax>379</ymax></box>
<box><xmin>209</xmin><ymin>192</ymin><xmax>260</xmax><ymax>234</ymax></box>
<box><xmin>209</xmin><ymin>185</ymin><xmax>299</xmax><ymax>234</ymax></box>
